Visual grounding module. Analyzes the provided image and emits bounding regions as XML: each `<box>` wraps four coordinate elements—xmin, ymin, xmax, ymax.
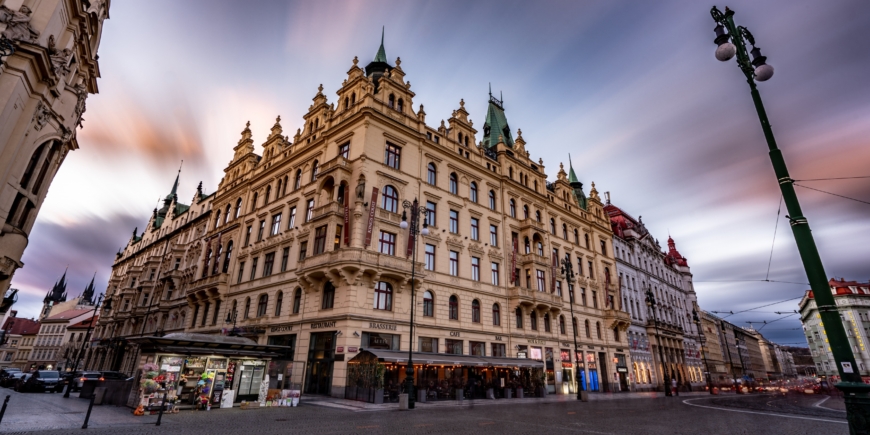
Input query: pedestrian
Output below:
<box><xmin>671</xmin><ymin>378</ymin><xmax>678</xmax><ymax>396</ymax></box>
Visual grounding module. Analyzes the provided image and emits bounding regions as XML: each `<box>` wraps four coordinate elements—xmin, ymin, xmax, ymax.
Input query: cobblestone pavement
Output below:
<box><xmin>0</xmin><ymin>388</ymin><xmax>848</xmax><ymax>435</ymax></box>
<box><xmin>684</xmin><ymin>392</ymin><xmax>848</xmax><ymax>420</ymax></box>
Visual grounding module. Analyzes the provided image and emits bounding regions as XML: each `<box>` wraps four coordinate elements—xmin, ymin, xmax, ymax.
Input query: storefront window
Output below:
<box><xmin>445</xmin><ymin>339</ymin><xmax>463</xmax><ymax>355</ymax></box>
<box><xmin>419</xmin><ymin>337</ymin><xmax>438</xmax><ymax>353</ymax></box>
<box><xmin>470</xmin><ymin>342</ymin><xmax>485</xmax><ymax>356</ymax></box>
<box><xmin>491</xmin><ymin>343</ymin><xmax>506</xmax><ymax>357</ymax></box>
<box><xmin>361</xmin><ymin>332</ymin><xmax>399</xmax><ymax>350</ymax></box>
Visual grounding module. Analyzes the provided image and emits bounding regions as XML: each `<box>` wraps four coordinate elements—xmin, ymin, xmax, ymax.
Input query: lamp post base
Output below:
<box><xmin>836</xmin><ymin>382</ymin><xmax>870</xmax><ymax>435</ymax></box>
<box><xmin>404</xmin><ymin>374</ymin><xmax>415</xmax><ymax>410</ymax></box>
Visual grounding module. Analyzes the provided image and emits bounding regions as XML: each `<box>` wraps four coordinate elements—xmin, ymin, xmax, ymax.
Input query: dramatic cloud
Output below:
<box><xmin>11</xmin><ymin>0</ymin><xmax>870</xmax><ymax>348</ymax></box>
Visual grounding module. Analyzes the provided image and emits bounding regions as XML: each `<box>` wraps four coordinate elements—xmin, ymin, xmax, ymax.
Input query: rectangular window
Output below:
<box><xmin>491</xmin><ymin>262</ymin><xmax>500</xmax><ymax>285</ymax></box>
<box><xmin>281</xmin><ymin>248</ymin><xmax>289</xmax><ymax>272</ymax></box>
<box><xmin>288</xmin><ymin>207</ymin><xmax>297</xmax><ymax>229</ymax></box>
<box><xmin>271</xmin><ymin>213</ymin><xmax>282</xmax><ymax>236</ymax></box>
<box><xmin>201</xmin><ymin>302</ymin><xmax>210</xmax><ymax>326</ymax></box>
<box><xmin>378</xmin><ymin>231</ymin><xmax>396</xmax><ymax>255</ymax></box>
<box><xmin>334</xmin><ymin>224</ymin><xmax>343</xmax><ymax>250</ymax></box>
<box><xmin>491</xmin><ymin>343</ymin><xmax>506</xmax><ymax>357</ymax></box>
<box><xmin>361</xmin><ymin>332</ymin><xmax>400</xmax><ymax>350</ymax></box>
<box><xmin>525</xmin><ymin>269</ymin><xmax>532</xmax><ymax>289</ymax></box>
<box><xmin>555</xmin><ymin>281</ymin><xmax>562</xmax><ymax>296</ymax></box>
<box><xmin>384</xmin><ymin>142</ymin><xmax>401</xmax><ymax>169</ymax></box>
<box><xmin>425</xmin><ymin>201</ymin><xmax>436</xmax><ymax>227</ymax></box>
<box><xmin>588</xmin><ymin>261</ymin><xmax>594</xmax><ymax>279</ymax></box>
<box><xmin>419</xmin><ymin>337</ymin><xmax>438</xmax><ymax>353</ymax></box>
<box><xmin>490</xmin><ymin>225</ymin><xmax>498</xmax><ymax>246</ymax></box>
<box><xmin>445</xmin><ymin>339</ymin><xmax>463</xmax><ymax>355</ymax></box>
<box><xmin>249</xmin><ymin>258</ymin><xmax>259</xmax><ymax>281</ymax></box>
<box><xmin>449</xmin><ymin>251</ymin><xmax>459</xmax><ymax>276</ymax></box>
<box><xmin>305</xmin><ymin>199</ymin><xmax>315</xmax><ymax>222</ymax></box>
<box><xmin>536</xmin><ymin>270</ymin><xmax>546</xmax><ymax>292</ymax></box>
<box><xmin>237</xmin><ymin>262</ymin><xmax>245</xmax><ymax>283</ymax></box>
<box><xmin>257</xmin><ymin>220</ymin><xmax>266</xmax><ymax>241</ymax></box>
<box><xmin>592</xmin><ymin>290</ymin><xmax>599</xmax><ymax>308</ymax></box>
<box><xmin>471</xmin><ymin>257</ymin><xmax>480</xmax><ymax>281</ymax></box>
<box><xmin>470</xmin><ymin>342</ymin><xmax>486</xmax><ymax>356</ymax></box>
<box><xmin>263</xmin><ymin>252</ymin><xmax>275</xmax><ymax>277</ymax></box>
<box><xmin>299</xmin><ymin>241</ymin><xmax>308</xmax><ymax>261</ymax></box>
<box><xmin>470</xmin><ymin>217</ymin><xmax>479</xmax><ymax>241</ymax></box>
<box><xmin>338</xmin><ymin>142</ymin><xmax>350</xmax><ymax>159</ymax></box>
<box><xmin>244</xmin><ymin>226</ymin><xmax>252</xmax><ymax>245</ymax></box>
<box><xmin>424</xmin><ymin>244</ymin><xmax>435</xmax><ymax>271</ymax></box>
<box><xmin>313</xmin><ymin>225</ymin><xmax>328</xmax><ymax>255</ymax></box>
<box><xmin>449</xmin><ymin>210</ymin><xmax>459</xmax><ymax>233</ymax></box>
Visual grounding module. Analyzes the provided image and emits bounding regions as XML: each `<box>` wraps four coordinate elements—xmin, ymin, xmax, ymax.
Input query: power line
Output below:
<box><xmin>794</xmin><ymin>175</ymin><xmax>870</xmax><ymax>182</ymax></box>
<box><xmin>695</xmin><ymin>279</ymin><xmax>809</xmax><ymax>285</ymax></box>
<box><xmin>765</xmin><ymin>195</ymin><xmax>783</xmax><ymax>281</ymax></box>
<box><xmin>711</xmin><ymin>296</ymin><xmax>803</xmax><ymax>319</ymax></box>
<box><xmin>795</xmin><ymin>183</ymin><xmax>870</xmax><ymax>206</ymax></box>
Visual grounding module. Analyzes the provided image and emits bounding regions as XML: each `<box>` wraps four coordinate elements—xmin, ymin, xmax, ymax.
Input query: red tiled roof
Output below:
<box><xmin>803</xmin><ymin>279</ymin><xmax>870</xmax><ymax>299</ymax></box>
<box><xmin>1</xmin><ymin>317</ymin><xmax>40</xmax><ymax>335</ymax></box>
<box><xmin>19</xmin><ymin>321</ymin><xmax>41</xmax><ymax>336</ymax></box>
<box><xmin>67</xmin><ymin>316</ymin><xmax>98</xmax><ymax>329</ymax></box>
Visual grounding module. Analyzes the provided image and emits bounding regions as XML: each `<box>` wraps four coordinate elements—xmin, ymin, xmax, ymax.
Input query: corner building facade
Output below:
<box><xmin>98</xmin><ymin>40</ymin><xmax>631</xmax><ymax>398</ymax></box>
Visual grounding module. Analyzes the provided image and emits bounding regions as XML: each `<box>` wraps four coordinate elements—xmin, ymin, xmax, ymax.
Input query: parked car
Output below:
<box><xmin>20</xmin><ymin>370</ymin><xmax>63</xmax><ymax>393</ymax></box>
<box><xmin>99</xmin><ymin>371</ymin><xmax>132</xmax><ymax>381</ymax></box>
<box><xmin>0</xmin><ymin>368</ymin><xmax>21</xmax><ymax>382</ymax></box>
<box><xmin>66</xmin><ymin>371</ymin><xmax>101</xmax><ymax>392</ymax></box>
<box><xmin>11</xmin><ymin>373</ymin><xmax>31</xmax><ymax>391</ymax></box>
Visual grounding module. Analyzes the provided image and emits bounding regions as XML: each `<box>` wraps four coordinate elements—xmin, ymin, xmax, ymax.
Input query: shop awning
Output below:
<box><xmin>128</xmin><ymin>333</ymin><xmax>293</xmax><ymax>359</ymax></box>
<box><xmin>359</xmin><ymin>349</ymin><xmax>545</xmax><ymax>368</ymax></box>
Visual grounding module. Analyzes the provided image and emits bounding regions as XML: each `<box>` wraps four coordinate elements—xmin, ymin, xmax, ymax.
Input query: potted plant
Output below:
<box><xmin>373</xmin><ymin>363</ymin><xmax>385</xmax><ymax>404</ymax></box>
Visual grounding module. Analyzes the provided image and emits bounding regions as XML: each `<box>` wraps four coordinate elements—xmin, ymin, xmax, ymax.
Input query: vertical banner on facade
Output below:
<box><xmin>551</xmin><ymin>253</ymin><xmax>558</xmax><ymax>293</ymax></box>
<box><xmin>343</xmin><ymin>187</ymin><xmax>350</xmax><ymax>245</ymax></box>
<box><xmin>364</xmin><ymin>187</ymin><xmax>379</xmax><ymax>248</ymax></box>
<box><xmin>511</xmin><ymin>238</ymin><xmax>518</xmax><ymax>285</ymax></box>
<box><xmin>405</xmin><ymin>199</ymin><xmax>419</xmax><ymax>258</ymax></box>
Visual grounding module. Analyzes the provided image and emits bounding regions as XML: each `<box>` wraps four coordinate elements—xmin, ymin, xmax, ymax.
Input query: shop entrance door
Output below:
<box><xmin>579</xmin><ymin>370</ymin><xmax>587</xmax><ymax>391</ymax></box>
<box><xmin>305</xmin><ymin>331</ymin><xmax>336</xmax><ymax>395</ymax></box>
<box><xmin>589</xmin><ymin>370</ymin><xmax>599</xmax><ymax>391</ymax></box>
<box><xmin>618</xmin><ymin>371</ymin><xmax>629</xmax><ymax>391</ymax></box>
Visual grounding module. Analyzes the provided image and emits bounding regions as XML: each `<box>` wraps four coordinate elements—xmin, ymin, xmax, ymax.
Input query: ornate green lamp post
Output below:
<box><xmin>710</xmin><ymin>7</ymin><xmax>870</xmax><ymax>432</ymax></box>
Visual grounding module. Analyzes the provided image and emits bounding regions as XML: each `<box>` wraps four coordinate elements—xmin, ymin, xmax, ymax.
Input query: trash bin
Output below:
<box><xmin>417</xmin><ymin>389</ymin><xmax>427</xmax><ymax>403</ymax></box>
<box><xmin>580</xmin><ymin>391</ymin><xmax>589</xmax><ymax>402</ymax></box>
<box><xmin>399</xmin><ymin>393</ymin><xmax>409</xmax><ymax>410</ymax></box>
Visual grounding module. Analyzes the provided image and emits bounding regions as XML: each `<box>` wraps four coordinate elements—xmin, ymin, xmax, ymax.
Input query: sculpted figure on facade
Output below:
<box><xmin>48</xmin><ymin>36</ymin><xmax>73</xmax><ymax>78</ymax></box>
<box><xmin>0</xmin><ymin>6</ymin><xmax>40</xmax><ymax>44</ymax></box>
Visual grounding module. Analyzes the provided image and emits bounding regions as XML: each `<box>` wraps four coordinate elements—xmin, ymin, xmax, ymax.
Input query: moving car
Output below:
<box><xmin>20</xmin><ymin>370</ymin><xmax>63</xmax><ymax>393</ymax></box>
<box><xmin>99</xmin><ymin>371</ymin><xmax>132</xmax><ymax>381</ymax></box>
<box><xmin>12</xmin><ymin>373</ymin><xmax>31</xmax><ymax>391</ymax></box>
<box><xmin>68</xmin><ymin>371</ymin><xmax>101</xmax><ymax>392</ymax></box>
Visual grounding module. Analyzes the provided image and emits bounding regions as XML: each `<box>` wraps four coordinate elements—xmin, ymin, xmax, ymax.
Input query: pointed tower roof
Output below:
<box><xmin>45</xmin><ymin>268</ymin><xmax>68</xmax><ymax>304</ymax></box>
<box><xmin>373</xmin><ymin>26</ymin><xmax>387</xmax><ymax>63</ymax></box>
<box><xmin>81</xmin><ymin>272</ymin><xmax>96</xmax><ymax>305</ymax></box>
<box><xmin>365</xmin><ymin>27</ymin><xmax>392</xmax><ymax>92</ymax></box>
<box><xmin>482</xmin><ymin>88</ymin><xmax>514</xmax><ymax>148</ymax></box>
<box><xmin>567</xmin><ymin>154</ymin><xmax>581</xmax><ymax>185</ymax></box>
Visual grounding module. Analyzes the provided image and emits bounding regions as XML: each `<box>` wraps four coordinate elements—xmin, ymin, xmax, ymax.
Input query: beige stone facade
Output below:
<box><xmin>93</xmin><ymin>41</ymin><xmax>632</xmax><ymax>397</ymax></box>
<box><xmin>0</xmin><ymin>0</ymin><xmax>109</xmax><ymax>294</ymax></box>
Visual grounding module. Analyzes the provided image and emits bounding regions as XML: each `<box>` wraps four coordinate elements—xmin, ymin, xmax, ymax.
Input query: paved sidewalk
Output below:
<box><xmin>304</xmin><ymin>390</ymin><xmax>715</xmax><ymax>411</ymax></box>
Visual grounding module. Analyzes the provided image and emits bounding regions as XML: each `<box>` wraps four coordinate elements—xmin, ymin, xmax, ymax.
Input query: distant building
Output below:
<box><xmin>12</xmin><ymin>319</ymin><xmax>40</xmax><ymax>370</ymax></box>
<box><xmin>0</xmin><ymin>311</ymin><xmax>39</xmax><ymax>368</ymax></box>
<box><xmin>798</xmin><ymin>278</ymin><xmax>870</xmax><ymax>382</ymax></box>
<box><xmin>27</xmin><ymin>308</ymin><xmax>93</xmax><ymax>371</ymax></box>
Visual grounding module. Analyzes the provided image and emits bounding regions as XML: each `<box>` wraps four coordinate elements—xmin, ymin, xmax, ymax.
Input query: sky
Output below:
<box><xmin>11</xmin><ymin>0</ymin><xmax>870</xmax><ymax>347</ymax></box>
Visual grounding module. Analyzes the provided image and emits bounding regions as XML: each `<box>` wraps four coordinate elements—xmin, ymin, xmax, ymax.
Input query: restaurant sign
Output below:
<box><xmin>311</xmin><ymin>321</ymin><xmax>337</xmax><ymax>329</ymax></box>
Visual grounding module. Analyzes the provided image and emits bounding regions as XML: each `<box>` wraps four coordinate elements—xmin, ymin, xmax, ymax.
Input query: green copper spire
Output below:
<box><xmin>482</xmin><ymin>87</ymin><xmax>514</xmax><ymax>148</ymax></box>
<box><xmin>373</xmin><ymin>26</ymin><xmax>387</xmax><ymax>63</ymax></box>
<box><xmin>567</xmin><ymin>154</ymin><xmax>580</xmax><ymax>184</ymax></box>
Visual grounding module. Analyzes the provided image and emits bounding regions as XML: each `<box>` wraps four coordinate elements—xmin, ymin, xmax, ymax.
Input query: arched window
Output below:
<box><xmin>515</xmin><ymin>307</ymin><xmax>523</xmax><ymax>328</ymax></box>
<box><xmin>530</xmin><ymin>312</ymin><xmax>538</xmax><ymax>330</ymax></box>
<box><xmin>257</xmin><ymin>294</ymin><xmax>268</xmax><ymax>317</ymax></box>
<box><xmin>235</xmin><ymin>198</ymin><xmax>242</xmax><ymax>218</ymax></box>
<box><xmin>464</xmin><ymin>136</ymin><xmax>469</xmax><ymax>146</ymax></box>
<box><xmin>423</xmin><ymin>291</ymin><xmax>434</xmax><ymax>317</ymax></box>
<box><xmin>293</xmin><ymin>288</ymin><xmax>302</xmax><ymax>314</ymax></box>
<box><xmin>458</xmin><ymin>132</ymin><xmax>463</xmax><ymax>144</ymax></box>
<box><xmin>550</xmin><ymin>218</ymin><xmax>556</xmax><ymax>234</ymax></box>
<box><xmin>276</xmin><ymin>179</ymin><xmax>283</xmax><ymax>199</ymax></box>
<box><xmin>224</xmin><ymin>204</ymin><xmax>231</xmax><ymax>224</ymax></box>
<box><xmin>449</xmin><ymin>295</ymin><xmax>458</xmax><ymax>320</ymax></box>
<box><xmin>544</xmin><ymin>313</ymin><xmax>551</xmax><ymax>332</ymax></box>
<box><xmin>214</xmin><ymin>210</ymin><xmax>222</xmax><ymax>229</ymax></box>
<box><xmin>294</xmin><ymin>170</ymin><xmax>302</xmax><ymax>190</ymax></box>
<box><xmin>275</xmin><ymin>291</ymin><xmax>283</xmax><ymax>316</ymax></box>
<box><xmin>351</xmin><ymin>92</ymin><xmax>356</xmax><ymax>105</ymax></box>
<box><xmin>492</xmin><ymin>303</ymin><xmax>500</xmax><ymax>326</ymax></box>
<box><xmin>523</xmin><ymin>205</ymin><xmax>529</xmax><ymax>220</ymax></box>
<box><xmin>585</xmin><ymin>319</ymin><xmax>591</xmax><ymax>338</ymax></box>
<box><xmin>222</xmin><ymin>241</ymin><xmax>233</xmax><ymax>273</ymax></box>
<box><xmin>509</xmin><ymin>167</ymin><xmax>513</xmax><ymax>179</ymax></box>
<box><xmin>509</xmin><ymin>199</ymin><xmax>516</xmax><ymax>218</ymax></box>
<box><xmin>381</xmin><ymin>185</ymin><xmax>398</xmax><ymax>213</ymax></box>
<box><xmin>584</xmin><ymin>233</ymin><xmax>590</xmax><ymax>248</ymax></box>
<box><xmin>533</xmin><ymin>180</ymin><xmax>538</xmax><ymax>192</ymax></box>
<box><xmin>574</xmin><ymin>229</ymin><xmax>579</xmax><ymax>244</ymax></box>
<box><xmin>560</xmin><ymin>315</ymin><xmax>566</xmax><ymax>334</ymax></box>
<box><xmin>388</xmin><ymin>94</ymin><xmax>395</xmax><ymax>109</ymax></box>
<box><xmin>572</xmin><ymin>317</ymin><xmax>578</xmax><ymax>336</ymax></box>
<box><xmin>449</xmin><ymin>173</ymin><xmax>458</xmax><ymax>194</ymax></box>
<box><xmin>19</xmin><ymin>143</ymin><xmax>47</xmax><ymax>189</ymax></box>
<box><xmin>535</xmin><ymin>210</ymin><xmax>541</xmax><ymax>223</ymax></box>
<box><xmin>374</xmin><ymin>281</ymin><xmax>393</xmax><ymax>310</ymax></box>
<box><xmin>322</xmin><ymin>282</ymin><xmax>335</xmax><ymax>309</ymax></box>
<box><xmin>596</xmin><ymin>321</ymin><xmax>602</xmax><ymax>339</ymax></box>
<box><xmin>562</xmin><ymin>224</ymin><xmax>568</xmax><ymax>240</ymax></box>
<box><xmin>282</xmin><ymin>175</ymin><xmax>288</xmax><ymax>196</ymax></box>
<box><xmin>310</xmin><ymin>160</ymin><xmax>319</xmax><ymax>182</ymax></box>
<box><xmin>488</xmin><ymin>190</ymin><xmax>496</xmax><ymax>210</ymax></box>
<box><xmin>427</xmin><ymin>163</ymin><xmax>437</xmax><ymax>185</ymax></box>
<box><xmin>243</xmin><ymin>297</ymin><xmax>251</xmax><ymax>319</ymax></box>
<box><xmin>471</xmin><ymin>299</ymin><xmax>480</xmax><ymax>323</ymax></box>
<box><xmin>212</xmin><ymin>243</ymin><xmax>222</xmax><ymax>276</ymax></box>
<box><xmin>397</xmin><ymin>98</ymin><xmax>404</xmax><ymax>112</ymax></box>
<box><xmin>470</xmin><ymin>182</ymin><xmax>478</xmax><ymax>203</ymax></box>
<box><xmin>264</xmin><ymin>185</ymin><xmax>271</xmax><ymax>204</ymax></box>
<box><xmin>251</xmin><ymin>192</ymin><xmax>259</xmax><ymax>212</ymax></box>
<box><xmin>604</xmin><ymin>267</ymin><xmax>611</xmax><ymax>284</ymax></box>
<box><xmin>524</xmin><ymin>237</ymin><xmax>531</xmax><ymax>254</ymax></box>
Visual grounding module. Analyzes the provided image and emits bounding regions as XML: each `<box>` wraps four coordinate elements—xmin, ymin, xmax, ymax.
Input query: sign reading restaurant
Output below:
<box><xmin>311</xmin><ymin>321</ymin><xmax>337</xmax><ymax>329</ymax></box>
<box><xmin>368</xmin><ymin>322</ymin><xmax>397</xmax><ymax>330</ymax></box>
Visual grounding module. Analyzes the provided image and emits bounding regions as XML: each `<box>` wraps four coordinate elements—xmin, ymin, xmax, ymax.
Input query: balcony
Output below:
<box><xmin>646</xmin><ymin>319</ymin><xmax>684</xmax><ymax>335</ymax></box>
<box><xmin>310</xmin><ymin>202</ymin><xmax>343</xmax><ymax>222</ymax></box>
<box><xmin>508</xmin><ymin>286</ymin><xmax>564</xmax><ymax>312</ymax></box>
<box><xmin>518</xmin><ymin>253</ymin><xmax>551</xmax><ymax>267</ymax></box>
<box><xmin>188</xmin><ymin>272</ymin><xmax>229</xmax><ymax>298</ymax></box>
<box><xmin>604</xmin><ymin>309</ymin><xmax>631</xmax><ymax>331</ymax></box>
<box><xmin>319</xmin><ymin>155</ymin><xmax>351</xmax><ymax>177</ymax></box>
<box><xmin>517</xmin><ymin>218</ymin><xmax>545</xmax><ymax>233</ymax></box>
<box><xmin>296</xmin><ymin>248</ymin><xmax>425</xmax><ymax>291</ymax></box>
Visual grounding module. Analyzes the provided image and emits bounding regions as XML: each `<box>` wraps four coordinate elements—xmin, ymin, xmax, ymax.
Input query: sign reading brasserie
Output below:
<box><xmin>368</xmin><ymin>322</ymin><xmax>397</xmax><ymax>330</ymax></box>
<box><xmin>311</xmin><ymin>321</ymin><xmax>337</xmax><ymax>329</ymax></box>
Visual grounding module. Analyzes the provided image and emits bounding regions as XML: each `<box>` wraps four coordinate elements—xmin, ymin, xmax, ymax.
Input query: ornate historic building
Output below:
<box><xmin>93</xmin><ymin>37</ymin><xmax>633</xmax><ymax>397</ymax></box>
<box><xmin>0</xmin><ymin>0</ymin><xmax>109</xmax><ymax>295</ymax></box>
<box><xmin>604</xmin><ymin>199</ymin><xmax>704</xmax><ymax>391</ymax></box>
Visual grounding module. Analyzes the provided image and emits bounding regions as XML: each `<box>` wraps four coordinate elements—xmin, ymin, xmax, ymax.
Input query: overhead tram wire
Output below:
<box><xmin>694</xmin><ymin>279</ymin><xmax>809</xmax><ymax>285</ymax></box>
<box><xmin>709</xmin><ymin>296</ymin><xmax>804</xmax><ymax>319</ymax></box>
<box><xmin>794</xmin><ymin>183</ymin><xmax>870</xmax><ymax>206</ymax></box>
<box><xmin>765</xmin><ymin>195</ymin><xmax>783</xmax><ymax>281</ymax></box>
<box><xmin>793</xmin><ymin>175</ymin><xmax>870</xmax><ymax>182</ymax></box>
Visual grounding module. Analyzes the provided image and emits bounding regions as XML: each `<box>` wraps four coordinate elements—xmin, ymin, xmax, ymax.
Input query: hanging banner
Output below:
<box><xmin>551</xmin><ymin>253</ymin><xmax>558</xmax><ymax>293</ymax></box>
<box><xmin>343</xmin><ymin>187</ymin><xmax>350</xmax><ymax>245</ymax></box>
<box><xmin>406</xmin><ymin>199</ymin><xmax>419</xmax><ymax>258</ymax></box>
<box><xmin>510</xmin><ymin>238</ymin><xmax>518</xmax><ymax>285</ymax></box>
<box><xmin>364</xmin><ymin>187</ymin><xmax>379</xmax><ymax>248</ymax></box>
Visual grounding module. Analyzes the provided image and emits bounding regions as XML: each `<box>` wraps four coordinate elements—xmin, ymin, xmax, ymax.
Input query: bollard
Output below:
<box><xmin>0</xmin><ymin>395</ymin><xmax>10</xmax><ymax>424</ymax></box>
<box><xmin>81</xmin><ymin>394</ymin><xmax>95</xmax><ymax>429</ymax></box>
<box><xmin>155</xmin><ymin>390</ymin><xmax>169</xmax><ymax>426</ymax></box>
